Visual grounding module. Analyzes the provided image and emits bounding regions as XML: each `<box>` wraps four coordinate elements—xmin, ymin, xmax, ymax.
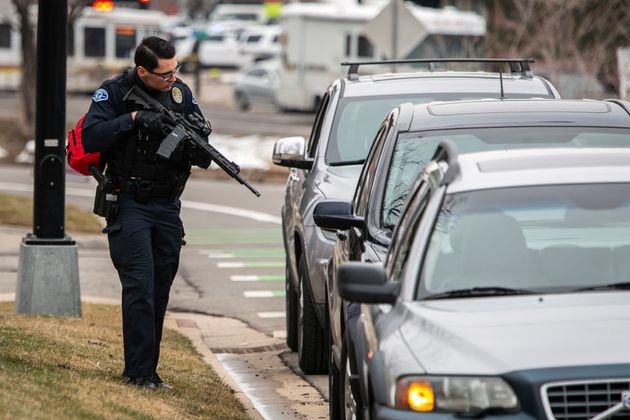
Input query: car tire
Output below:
<box><xmin>297</xmin><ymin>254</ymin><xmax>328</xmax><ymax>374</ymax></box>
<box><xmin>286</xmin><ymin>256</ymin><xmax>299</xmax><ymax>352</ymax></box>
<box><xmin>328</xmin><ymin>300</ymin><xmax>342</xmax><ymax>419</ymax></box>
<box><xmin>234</xmin><ymin>91</ymin><xmax>250</xmax><ymax>111</ymax></box>
<box><xmin>340</xmin><ymin>329</ymin><xmax>362</xmax><ymax>420</ymax></box>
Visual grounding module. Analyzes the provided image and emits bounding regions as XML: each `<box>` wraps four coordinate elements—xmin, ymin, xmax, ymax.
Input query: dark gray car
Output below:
<box><xmin>340</xmin><ymin>139</ymin><xmax>630</xmax><ymax>419</ymax></box>
<box><xmin>272</xmin><ymin>59</ymin><xmax>560</xmax><ymax>375</ymax></box>
<box><xmin>313</xmin><ymin>98</ymin><xmax>630</xmax><ymax>418</ymax></box>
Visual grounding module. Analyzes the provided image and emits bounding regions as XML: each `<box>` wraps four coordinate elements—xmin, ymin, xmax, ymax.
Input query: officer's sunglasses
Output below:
<box><xmin>146</xmin><ymin>63</ymin><xmax>181</xmax><ymax>81</ymax></box>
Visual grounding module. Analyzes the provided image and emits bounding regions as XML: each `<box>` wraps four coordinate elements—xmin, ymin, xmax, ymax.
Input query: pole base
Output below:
<box><xmin>15</xmin><ymin>236</ymin><xmax>81</xmax><ymax>317</ymax></box>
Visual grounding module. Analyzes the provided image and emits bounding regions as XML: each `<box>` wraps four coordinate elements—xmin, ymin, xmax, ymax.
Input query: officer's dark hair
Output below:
<box><xmin>134</xmin><ymin>37</ymin><xmax>176</xmax><ymax>71</ymax></box>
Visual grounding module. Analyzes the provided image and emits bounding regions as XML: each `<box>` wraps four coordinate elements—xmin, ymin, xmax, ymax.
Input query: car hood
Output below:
<box><xmin>399</xmin><ymin>292</ymin><xmax>630</xmax><ymax>375</ymax></box>
<box><xmin>314</xmin><ymin>164</ymin><xmax>363</xmax><ymax>200</ymax></box>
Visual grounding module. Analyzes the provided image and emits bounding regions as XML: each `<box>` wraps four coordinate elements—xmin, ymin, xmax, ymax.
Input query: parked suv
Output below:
<box><xmin>312</xmin><ymin>98</ymin><xmax>630</xmax><ymax>417</ymax></box>
<box><xmin>272</xmin><ymin>59</ymin><xmax>560</xmax><ymax>374</ymax></box>
<box><xmin>339</xmin><ymin>143</ymin><xmax>630</xmax><ymax>419</ymax></box>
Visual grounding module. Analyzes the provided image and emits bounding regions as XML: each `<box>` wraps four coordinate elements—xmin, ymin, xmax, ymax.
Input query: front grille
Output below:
<box><xmin>543</xmin><ymin>379</ymin><xmax>630</xmax><ymax>419</ymax></box>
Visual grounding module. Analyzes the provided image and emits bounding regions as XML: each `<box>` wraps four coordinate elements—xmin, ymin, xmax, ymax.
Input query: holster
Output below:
<box><xmin>169</xmin><ymin>164</ymin><xmax>191</xmax><ymax>202</ymax></box>
<box><xmin>93</xmin><ymin>174</ymin><xmax>119</xmax><ymax>222</ymax></box>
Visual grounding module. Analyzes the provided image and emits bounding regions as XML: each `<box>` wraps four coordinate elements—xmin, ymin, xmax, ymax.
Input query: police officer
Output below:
<box><xmin>82</xmin><ymin>36</ymin><xmax>207</xmax><ymax>389</ymax></box>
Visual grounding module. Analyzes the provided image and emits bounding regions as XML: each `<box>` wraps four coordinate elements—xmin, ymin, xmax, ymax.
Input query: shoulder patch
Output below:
<box><xmin>92</xmin><ymin>88</ymin><xmax>109</xmax><ymax>103</ymax></box>
<box><xmin>192</xmin><ymin>96</ymin><xmax>198</xmax><ymax>105</ymax></box>
<box><xmin>172</xmin><ymin>87</ymin><xmax>183</xmax><ymax>104</ymax></box>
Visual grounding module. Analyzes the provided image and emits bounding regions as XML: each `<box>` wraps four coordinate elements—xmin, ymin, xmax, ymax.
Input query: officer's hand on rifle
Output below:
<box><xmin>188</xmin><ymin>145</ymin><xmax>212</xmax><ymax>169</ymax></box>
<box><xmin>134</xmin><ymin>110</ymin><xmax>175</xmax><ymax>139</ymax></box>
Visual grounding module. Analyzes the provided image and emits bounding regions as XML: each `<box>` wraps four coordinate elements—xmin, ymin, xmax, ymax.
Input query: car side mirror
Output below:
<box><xmin>313</xmin><ymin>201</ymin><xmax>364</xmax><ymax>230</ymax></box>
<box><xmin>337</xmin><ymin>262</ymin><xmax>399</xmax><ymax>304</ymax></box>
<box><xmin>272</xmin><ymin>136</ymin><xmax>313</xmax><ymax>169</ymax></box>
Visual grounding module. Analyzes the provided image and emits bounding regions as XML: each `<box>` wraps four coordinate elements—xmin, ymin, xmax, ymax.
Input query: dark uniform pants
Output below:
<box><xmin>104</xmin><ymin>193</ymin><xmax>183</xmax><ymax>378</ymax></box>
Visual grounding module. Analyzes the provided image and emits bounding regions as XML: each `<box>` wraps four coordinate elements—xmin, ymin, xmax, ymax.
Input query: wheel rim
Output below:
<box><xmin>343</xmin><ymin>352</ymin><xmax>358</xmax><ymax>420</ymax></box>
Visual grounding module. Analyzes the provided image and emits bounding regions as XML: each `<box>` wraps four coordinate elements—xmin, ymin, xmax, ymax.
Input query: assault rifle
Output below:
<box><xmin>123</xmin><ymin>84</ymin><xmax>261</xmax><ymax>197</ymax></box>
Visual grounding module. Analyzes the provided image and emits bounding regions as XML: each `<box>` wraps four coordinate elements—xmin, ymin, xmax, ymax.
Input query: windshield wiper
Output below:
<box><xmin>573</xmin><ymin>282</ymin><xmax>630</xmax><ymax>292</ymax></box>
<box><xmin>329</xmin><ymin>159</ymin><xmax>366</xmax><ymax>167</ymax></box>
<box><xmin>425</xmin><ymin>287</ymin><xmax>535</xmax><ymax>300</ymax></box>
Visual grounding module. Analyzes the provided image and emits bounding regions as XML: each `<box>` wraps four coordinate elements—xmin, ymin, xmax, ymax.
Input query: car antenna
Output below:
<box><xmin>499</xmin><ymin>69</ymin><xmax>505</xmax><ymax>100</ymax></box>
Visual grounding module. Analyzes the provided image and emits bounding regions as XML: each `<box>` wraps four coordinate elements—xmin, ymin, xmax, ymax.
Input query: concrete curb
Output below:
<box><xmin>163</xmin><ymin>315</ymin><xmax>264</xmax><ymax>420</ymax></box>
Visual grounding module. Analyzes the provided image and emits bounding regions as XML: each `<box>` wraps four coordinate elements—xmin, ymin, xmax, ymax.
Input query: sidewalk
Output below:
<box><xmin>0</xmin><ymin>226</ymin><xmax>327</xmax><ymax>419</ymax></box>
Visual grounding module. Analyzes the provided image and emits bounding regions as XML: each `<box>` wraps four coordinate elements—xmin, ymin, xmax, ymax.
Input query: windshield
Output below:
<box><xmin>325</xmin><ymin>93</ymin><xmax>524</xmax><ymax>165</ymax></box>
<box><xmin>418</xmin><ymin>184</ymin><xmax>630</xmax><ymax>299</ymax></box>
<box><xmin>382</xmin><ymin>127</ymin><xmax>630</xmax><ymax>227</ymax></box>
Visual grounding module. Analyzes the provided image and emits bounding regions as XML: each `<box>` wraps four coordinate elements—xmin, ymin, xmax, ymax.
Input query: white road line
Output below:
<box><xmin>181</xmin><ymin>200</ymin><xmax>281</xmax><ymax>224</ymax></box>
<box><xmin>205</xmin><ymin>253</ymin><xmax>235</xmax><ymax>259</ymax></box>
<box><xmin>272</xmin><ymin>331</ymin><xmax>287</xmax><ymax>339</ymax></box>
<box><xmin>257</xmin><ymin>312</ymin><xmax>285</xmax><ymax>319</ymax></box>
<box><xmin>244</xmin><ymin>291</ymin><xmax>274</xmax><ymax>298</ymax></box>
<box><xmin>0</xmin><ymin>182</ymin><xmax>281</xmax><ymax>224</ymax></box>
<box><xmin>219</xmin><ymin>262</ymin><xmax>245</xmax><ymax>268</ymax></box>
<box><xmin>231</xmin><ymin>275</ymin><xmax>258</xmax><ymax>281</ymax></box>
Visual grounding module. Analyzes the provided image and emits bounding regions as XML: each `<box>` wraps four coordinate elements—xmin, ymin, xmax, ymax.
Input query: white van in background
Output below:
<box><xmin>0</xmin><ymin>6</ymin><xmax>167</xmax><ymax>92</ymax></box>
<box><xmin>276</xmin><ymin>2</ymin><xmax>486</xmax><ymax>111</ymax></box>
<box><xmin>237</xmin><ymin>25</ymin><xmax>281</xmax><ymax>66</ymax></box>
<box><xmin>207</xmin><ymin>4</ymin><xmax>266</xmax><ymax>35</ymax></box>
<box><xmin>195</xmin><ymin>30</ymin><xmax>242</xmax><ymax>68</ymax></box>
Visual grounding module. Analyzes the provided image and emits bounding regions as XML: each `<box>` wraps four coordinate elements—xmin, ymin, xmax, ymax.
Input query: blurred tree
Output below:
<box><xmin>485</xmin><ymin>0</ymin><xmax>630</xmax><ymax>96</ymax></box>
<box><xmin>12</xmin><ymin>0</ymin><xmax>90</xmax><ymax>139</ymax></box>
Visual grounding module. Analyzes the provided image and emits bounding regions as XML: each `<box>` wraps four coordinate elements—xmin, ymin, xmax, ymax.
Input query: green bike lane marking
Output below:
<box><xmin>218</xmin><ymin>261</ymin><xmax>285</xmax><ymax>268</ymax></box>
<box><xmin>200</xmin><ymin>248</ymin><xmax>285</xmax><ymax>258</ymax></box>
<box><xmin>231</xmin><ymin>275</ymin><xmax>284</xmax><ymax>282</ymax></box>
<box><xmin>243</xmin><ymin>290</ymin><xmax>286</xmax><ymax>298</ymax></box>
<box><xmin>185</xmin><ymin>228</ymin><xmax>283</xmax><ymax>246</ymax></box>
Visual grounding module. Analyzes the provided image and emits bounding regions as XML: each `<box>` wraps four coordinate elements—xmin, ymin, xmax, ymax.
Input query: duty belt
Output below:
<box><xmin>119</xmin><ymin>177</ymin><xmax>173</xmax><ymax>203</ymax></box>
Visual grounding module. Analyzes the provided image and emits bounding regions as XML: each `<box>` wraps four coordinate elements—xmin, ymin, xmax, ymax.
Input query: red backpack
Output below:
<box><xmin>66</xmin><ymin>115</ymin><xmax>103</xmax><ymax>175</ymax></box>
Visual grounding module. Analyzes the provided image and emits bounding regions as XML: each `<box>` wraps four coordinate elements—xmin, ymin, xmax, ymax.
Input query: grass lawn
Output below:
<box><xmin>0</xmin><ymin>302</ymin><xmax>249</xmax><ymax>419</ymax></box>
<box><xmin>0</xmin><ymin>192</ymin><xmax>103</xmax><ymax>233</ymax></box>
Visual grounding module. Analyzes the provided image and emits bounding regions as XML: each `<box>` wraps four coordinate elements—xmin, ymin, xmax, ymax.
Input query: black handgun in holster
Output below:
<box><xmin>169</xmin><ymin>164</ymin><xmax>192</xmax><ymax>202</ymax></box>
<box><xmin>89</xmin><ymin>165</ymin><xmax>119</xmax><ymax>222</ymax></box>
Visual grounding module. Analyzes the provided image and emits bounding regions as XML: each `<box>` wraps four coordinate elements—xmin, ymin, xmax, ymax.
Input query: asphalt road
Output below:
<box><xmin>0</xmin><ymin>90</ymin><xmax>314</xmax><ymax>138</ymax></box>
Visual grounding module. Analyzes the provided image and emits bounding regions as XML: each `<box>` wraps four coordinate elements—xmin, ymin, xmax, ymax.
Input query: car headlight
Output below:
<box><xmin>395</xmin><ymin>376</ymin><xmax>519</xmax><ymax>414</ymax></box>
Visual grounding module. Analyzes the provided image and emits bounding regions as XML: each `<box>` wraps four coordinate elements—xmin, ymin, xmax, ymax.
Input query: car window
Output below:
<box><xmin>353</xmin><ymin>122</ymin><xmax>388</xmax><ymax>217</ymax></box>
<box><xmin>325</xmin><ymin>95</ymin><xmax>433</xmax><ymax>164</ymax></box>
<box><xmin>387</xmin><ymin>180</ymin><xmax>431</xmax><ymax>282</ymax></box>
<box><xmin>206</xmin><ymin>34</ymin><xmax>224</xmax><ymax>42</ymax></box>
<box><xmin>382</xmin><ymin>140</ymin><xmax>440</xmax><ymax>227</ymax></box>
<box><xmin>272</xmin><ymin>35</ymin><xmax>279</xmax><ymax>43</ymax></box>
<box><xmin>246</xmin><ymin>35</ymin><xmax>262</xmax><ymax>43</ymax></box>
<box><xmin>307</xmin><ymin>92</ymin><xmax>331</xmax><ymax>158</ymax></box>
<box><xmin>247</xmin><ymin>68</ymin><xmax>266</xmax><ymax>77</ymax></box>
<box><xmin>381</xmin><ymin>126</ymin><xmax>630</xmax><ymax>227</ymax></box>
<box><xmin>324</xmin><ymin>91</ymin><xmax>527</xmax><ymax>165</ymax></box>
<box><xmin>418</xmin><ymin>183</ymin><xmax>630</xmax><ymax>298</ymax></box>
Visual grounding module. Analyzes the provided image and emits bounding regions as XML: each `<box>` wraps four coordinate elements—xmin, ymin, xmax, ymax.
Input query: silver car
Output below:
<box><xmin>340</xmin><ymin>143</ymin><xmax>630</xmax><ymax>419</ymax></box>
<box><xmin>272</xmin><ymin>59</ymin><xmax>561</xmax><ymax>374</ymax></box>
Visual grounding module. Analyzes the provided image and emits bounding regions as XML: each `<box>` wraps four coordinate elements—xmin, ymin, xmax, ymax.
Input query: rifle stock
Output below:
<box><xmin>123</xmin><ymin>85</ymin><xmax>261</xmax><ymax>197</ymax></box>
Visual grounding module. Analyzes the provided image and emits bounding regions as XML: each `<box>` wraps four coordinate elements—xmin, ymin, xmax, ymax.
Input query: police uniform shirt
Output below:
<box><xmin>82</xmin><ymin>68</ymin><xmax>205</xmax><ymax>154</ymax></box>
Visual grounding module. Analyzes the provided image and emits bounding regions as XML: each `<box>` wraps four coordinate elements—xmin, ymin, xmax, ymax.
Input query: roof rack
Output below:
<box><xmin>605</xmin><ymin>99</ymin><xmax>630</xmax><ymax>117</ymax></box>
<box><xmin>431</xmin><ymin>140</ymin><xmax>460</xmax><ymax>186</ymax></box>
<box><xmin>340</xmin><ymin>58</ymin><xmax>535</xmax><ymax>81</ymax></box>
